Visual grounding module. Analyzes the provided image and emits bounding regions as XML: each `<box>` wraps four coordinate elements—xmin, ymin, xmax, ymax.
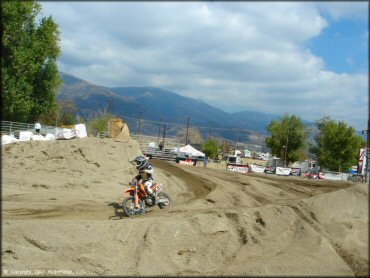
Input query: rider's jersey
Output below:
<box><xmin>135</xmin><ymin>163</ymin><xmax>153</xmax><ymax>182</ymax></box>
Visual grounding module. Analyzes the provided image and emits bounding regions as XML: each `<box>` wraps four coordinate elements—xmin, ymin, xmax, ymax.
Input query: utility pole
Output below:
<box><xmin>55</xmin><ymin>106</ymin><xmax>60</xmax><ymax>127</ymax></box>
<box><xmin>284</xmin><ymin>127</ymin><xmax>290</xmax><ymax>167</ymax></box>
<box><xmin>186</xmin><ymin>115</ymin><xmax>190</xmax><ymax>145</ymax></box>
<box><xmin>158</xmin><ymin>117</ymin><xmax>162</xmax><ymax>144</ymax></box>
<box><xmin>107</xmin><ymin>98</ymin><xmax>112</xmax><ymax>118</ymax></box>
<box><xmin>162</xmin><ymin>123</ymin><xmax>166</xmax><ymax>147</ymax></box>
<box><xmin>137</xmin><ymin>110</ymin><xmax>143</xmax><ymax>136</ymax></box>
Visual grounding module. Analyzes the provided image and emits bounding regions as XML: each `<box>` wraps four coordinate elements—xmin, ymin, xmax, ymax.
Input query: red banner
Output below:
<box><xmin>178</xmin><ymin>159</ymin><xmax>194</xmax><ymax>166</ymax></box>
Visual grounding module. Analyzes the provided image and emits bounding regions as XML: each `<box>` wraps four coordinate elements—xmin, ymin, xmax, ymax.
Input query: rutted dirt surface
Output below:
<box><xmin>2</xmin><ymin>138</ymin><xmax>369</xmax><ymax>276</ymax></box>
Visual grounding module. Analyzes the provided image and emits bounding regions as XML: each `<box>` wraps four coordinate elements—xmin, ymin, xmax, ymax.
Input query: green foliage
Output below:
<box><xmin>2</xmin><ymin>1</ymin><xmax>61</xmax><ymax>122</ymax></box>
<box><xmin>39</xmin><ymin>99</ymin><xmax>77</xmax><ymax>126</ymax></box>
<box><xmin>201</xmin><ymin>138</ymin><xmax>218</xmax><ymax>158</ymax></box>
<box><xmin>87</xmin><ymin>112</ymin><xmax>112</xmax><ymax>136</ymax></box>
<box><xmin>58</xmin><ymin>99</ymin><xmax>77</xmax><ymax>126</ymax></box>
<box><xmin>265</xmin><ymin>113</ymin><xmax>307</xmax><ymax>166</ymax></box>
<box><xmin>310</xmin><ymin>117</ymin><xmax>365</xmax><ymax>172</ymax></box>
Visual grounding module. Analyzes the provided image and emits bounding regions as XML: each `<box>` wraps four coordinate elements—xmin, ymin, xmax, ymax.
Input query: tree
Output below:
<box><xmin>177</xmin><ymin>127</ymin><xmax>203</xmax><ymax>144</ymax></box>
<box><xmin>310</xmin><ymin>117</ymin><xmax>365</xmax><ymax>172</ymax></box>
<box><xmin>2</xmin><ymin>1</ymin><xmax>61</xmax><ymax>122</ymax></box>
<box><xmin>39</xmin><ymin>99</ymin><xmax>77</xmax><ymax>126</ymax></box>
<box><xmin>221</xmin><ymin>140</ymin><xmax>233</xmax><ymax>157</ymax></box>
<box><xmin>58</xmin><ymin>99</ymin><xmax>77</xmax><ymax>126</ymax></box>
<box><xmin>201</xmin><ymin>138</ymin><xmax>218</xmax><ymax>159</ymax></box>
<box><xmin>86</xmin><ymin>111</ymin><xmax>112</xmax><ymax>136</ymax></box>
<box><xmin>265</xmin><ymin>113</ymin><xmax>307</xmax><ymax>166</ymax></box>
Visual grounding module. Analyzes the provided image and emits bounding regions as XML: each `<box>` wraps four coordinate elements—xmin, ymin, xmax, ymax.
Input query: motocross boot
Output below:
<box><xmin>150</xmin><ymin>191</ymin><xmax>159</xmax><ymax>205</ymax></box>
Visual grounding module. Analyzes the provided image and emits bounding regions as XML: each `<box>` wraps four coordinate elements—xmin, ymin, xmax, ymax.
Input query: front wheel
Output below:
<box><xmin>157</xmin><ymin>192</ymin><xmax>172</xmax><ymax>209</ymax></box>
<box><xmin>122</xmin><ymin>196</ymin><xmax>145</xmax><ymax>217</ymax></box>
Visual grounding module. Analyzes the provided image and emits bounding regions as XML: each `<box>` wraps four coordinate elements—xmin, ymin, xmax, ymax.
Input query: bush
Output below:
<box><xmin>86</xmin><ymin>112</ymin><xmax>112</xmax><ymax>136</ymax></box>
<box><xmin>202</xmin><ymin>138</ymin><xmax>218</xmax><ymax>159</ymax></box>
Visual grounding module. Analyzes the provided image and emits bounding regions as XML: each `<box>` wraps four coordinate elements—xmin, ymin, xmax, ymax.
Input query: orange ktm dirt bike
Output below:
<box><xmin>122</xmin><ymin>179</ymin><xmax>172</xmax><ymax>217</ymax></box>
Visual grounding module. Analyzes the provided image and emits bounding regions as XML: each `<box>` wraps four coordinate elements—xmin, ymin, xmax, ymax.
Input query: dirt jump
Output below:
<box><xmin>2</xmin><ymin>138</ymin><xmax>369</xmax><ymax>276</ymax></box>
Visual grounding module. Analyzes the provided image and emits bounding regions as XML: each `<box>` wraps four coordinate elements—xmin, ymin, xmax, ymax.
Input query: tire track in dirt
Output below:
<box><xmin>151</xmin><ymin>160</ymin><xmax>215</xmax><ymax>199</ymax></box>
<box><xmin>286</xmin><ymin>201</ymin><xmax>368</xmax><ymax>276</ymax></box>
<box><xmin>4</xmin><ymin>159</ymin><xmax>354</xmax><ymax>222</ymax></box>
<box><xmin>151</xmin><ymin>160</ymin><xmax>368</xmax><ymax>276</ymax></box>
<box><xmin>3</xmin><ymin>159</ymin><xmax>217</xmax><ymax>221</ymax></box>
<box><xmin>166</xmin><ymin>162</ymin><xmax>353</xmax><ymax>207</ymax></box>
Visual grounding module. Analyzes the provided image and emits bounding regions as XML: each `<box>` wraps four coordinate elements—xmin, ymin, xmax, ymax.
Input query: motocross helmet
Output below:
<box><xmin>132</xmin><ymin>155</ymin><xmax>147</xmax><ymax>170</ymax></box>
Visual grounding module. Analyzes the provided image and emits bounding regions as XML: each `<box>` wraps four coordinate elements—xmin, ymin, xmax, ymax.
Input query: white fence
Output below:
<box><xmin>1</xmin><ymin>121</ymin><xmax>88</xmax><ymax>143</ymax></box>
<box><xmin>1</xmin><ymin>121</ymin><xmax>57</xmax><ymax>135</ymax></box>
<box><xmin>3</xmin><ymin>122</ymin><xmax>181</xmax><ymax>148</ymax></box>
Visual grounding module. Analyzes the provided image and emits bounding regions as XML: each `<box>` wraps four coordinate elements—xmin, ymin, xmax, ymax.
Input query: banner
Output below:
<box><xmin>264</xmin><ymin>166</ymin><xmax>276</xmax><ymax>174</ymax></box>
<box><xmin>31</xmin><ymin>134</ymin><xmax>47</xmax><ymax>141</ymax></box>
<box><xmin>74</xmin><ymin>124</ymin><xmax>87</xmax><ymax>138</ymax></box>
<box><xmin>250</xmin><ymin>164</ymin><xmax>266</xmax><ymax>173</ymax></box>
<box><xmin>357</xmin><ymin>147</ymin><xmax>367</xmax><ymax>175</ymax></box>
<box><xmin>178</xmin><ymin>159</ymin><xmax>193</xmax><ymax>166</ymax></box>
<box><xmin>318</xmin><ymin>172</ymin><xmax>325</xmax><ymax>179</ymax></box>
<box><xmin>19</xmin><ymin>131</ymin><xmax>32</xmax><ymax>141</ymax></box>
<box><xmin>55</xmin><ymin>128</ymin><xmax>79</xmax><ymax>140</ymax></box>
<box><xmin>44</xmin><ymin>133</ymin><xmax>56</xmax><ymax>140</ymax></box>
<box><xmin>276</xmin><ymin>167</ymin><xmax>291</xmax><ymax>176</ymax></box>
<box><xmin>290</xmin><ymin>168</ymin><xmax>301</xmax><ymax>176</ymax></box>
<box><xmin>322</xmin><ymin>172</ymin><xmax>348</xmax><ymax>181</ymax></box>
<box><xmin>227</xmin><ymin>164</ymin><xmax>250</xmax><ymax>174</ymax></box>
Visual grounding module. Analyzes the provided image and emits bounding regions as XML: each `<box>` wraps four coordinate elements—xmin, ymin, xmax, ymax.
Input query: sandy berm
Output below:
<box><xmin>2</xmin><ymin>138</ymin><xmax>369</xmax><ymax>276</ymax></box>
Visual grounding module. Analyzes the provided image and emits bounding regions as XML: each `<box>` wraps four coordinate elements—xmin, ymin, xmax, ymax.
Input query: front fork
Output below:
<box><xmin>134</xmin><ymin>185</ymin><xmax>139</xmax><ymax>208</ymax></box>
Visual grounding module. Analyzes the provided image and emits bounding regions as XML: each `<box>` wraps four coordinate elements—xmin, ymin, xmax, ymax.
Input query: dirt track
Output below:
<box><xmin>2</xmin><ymin>138</ymin><xmax>369</xmax><ymax>276</ymax></box>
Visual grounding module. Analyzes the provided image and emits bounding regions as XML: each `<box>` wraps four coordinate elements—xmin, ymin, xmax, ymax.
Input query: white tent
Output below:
<box><xmin>179</xmin><ymin>144</ymin><xmax>205</xmax><ymax>158</ymax></box>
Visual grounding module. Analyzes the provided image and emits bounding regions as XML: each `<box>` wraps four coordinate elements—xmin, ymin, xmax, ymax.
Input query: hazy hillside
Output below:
<box><xmin>110</xmin><ymin>86</ymin><xmax>232</xmax><ymax>127</ymax></box>
<box><xmin>57</xmin><ymin>72</ymin><xmax>307</xmax><ymax>144</ymax></box>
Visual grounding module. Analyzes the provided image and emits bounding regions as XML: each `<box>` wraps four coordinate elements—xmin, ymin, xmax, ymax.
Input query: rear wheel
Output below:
<box><xmin>157</xmin><ymin>192</ymin><xmax>172</xmax><ymax>209</ymax></box>
<box><xmin>122</xmin><ymin>196</ymin><xmax>145</xmax><ymax>217</ymax></box>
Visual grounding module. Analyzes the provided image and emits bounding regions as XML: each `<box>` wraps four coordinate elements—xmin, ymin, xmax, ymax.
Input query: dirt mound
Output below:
<box><xmin>2</xmin><ymin>138</ymin><xmax>368</xmax><ymax>276</ymax></box>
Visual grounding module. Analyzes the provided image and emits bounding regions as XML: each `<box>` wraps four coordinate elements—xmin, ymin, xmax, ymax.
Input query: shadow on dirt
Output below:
<box><xmin>108</xmin><ymin>202</ymin><xmax>124</xmax><ymax>219</ymax></box>
<box><xmin>108</xmin><ymin>202</ymin><xmax>156</xmax><ymax>219</ymax></box>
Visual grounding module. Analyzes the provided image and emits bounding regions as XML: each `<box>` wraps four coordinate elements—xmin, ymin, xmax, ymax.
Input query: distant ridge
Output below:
<box><xmin>57</xmin><ymin>72</ymin><xmax>313</xmax><ymax>144</ymax></box>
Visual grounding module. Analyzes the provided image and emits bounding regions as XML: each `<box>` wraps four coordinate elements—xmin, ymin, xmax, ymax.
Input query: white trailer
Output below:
<box><xmin>227</xmin><ymin>155</ymin><xmax>242</xmax><ymax>165</ymax></box>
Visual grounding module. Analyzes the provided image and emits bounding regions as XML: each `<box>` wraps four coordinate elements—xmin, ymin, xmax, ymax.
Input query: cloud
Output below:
<box><xmin>315</xmin><ymin>2</ymin><xmax>369</xmax><ymax>21</ymax></box>
<box><xmin>40</xmin><ymin>2</ymin><xmax>368</xmax><ymax>130</ymax></box>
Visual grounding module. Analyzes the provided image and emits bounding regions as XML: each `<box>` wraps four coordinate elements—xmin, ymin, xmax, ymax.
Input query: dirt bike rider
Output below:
<box><xmin>130</xmin><ymin>155</ymin><xmax>159</xmax><ymax>204</ymax></box>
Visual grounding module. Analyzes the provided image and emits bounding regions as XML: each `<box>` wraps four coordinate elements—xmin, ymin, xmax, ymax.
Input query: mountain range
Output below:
<box><xmin>57</xmin><ymin>72</ymin><xmax>312</xmax><ymax>146</ymax></box>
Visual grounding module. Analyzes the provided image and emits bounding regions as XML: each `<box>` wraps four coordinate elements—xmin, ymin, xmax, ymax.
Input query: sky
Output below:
<box><xmin>39</xmin><ymin>1</ymin><xmax>369</xmax><ymax>130</ymax></box>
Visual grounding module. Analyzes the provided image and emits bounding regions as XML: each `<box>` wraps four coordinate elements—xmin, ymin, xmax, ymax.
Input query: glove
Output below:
<box><xmin>129</xmin><ymin>178</ymin><xmax>137</xmax><ymax>186</ymax></box>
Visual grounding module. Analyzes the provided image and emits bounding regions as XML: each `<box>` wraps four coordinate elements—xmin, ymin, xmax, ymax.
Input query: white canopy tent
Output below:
<box><xmin>178</xmin><ymin>144</ymin><xmax>205</xmax><ymax>159</ymax></box>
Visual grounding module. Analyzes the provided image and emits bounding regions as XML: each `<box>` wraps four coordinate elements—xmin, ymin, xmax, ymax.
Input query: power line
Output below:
<box><xmin>15</xmin><ymin>96</ymin><xmax>309</xmax><ymax>134</ymax></box>
<box><xmin>114</xmin><ymin>113</ymin><xmax>255</xmax><ymax>134</ymax></box>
